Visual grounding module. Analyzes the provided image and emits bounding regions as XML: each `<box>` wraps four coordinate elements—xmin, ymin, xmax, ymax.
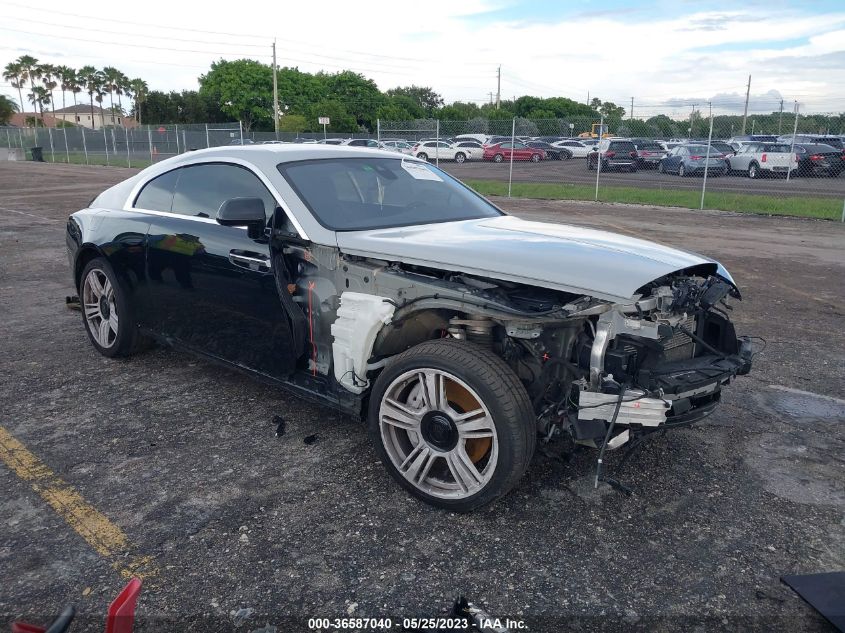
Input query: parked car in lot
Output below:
<box><xmin>452</xmin><ymin>140</ymin><xmax>485</xmax><ymax>159</ymax></box>
<box><xmin>552</xmin><ymin>139</ymin><xmax>597</xmax><ymax>158</ymax></box>
<box><xmin>705</xmin><ymin>141</ymin><xmax>736</xmax><ymax>157</ymax></box>
<box><xmin>229</xmin><ymin>139</ymin><xmax>255</xmax><ymax>145</ymax></box>
<box><xmin>380</xmin><ymin>140</ymin><xmax>415</xmax><ymax>155</ymax></box>
<box><xmin>631</xmin><ymin>139</ymin><xmax>668</xmax><ymax>169</ymax></box>
<box><xmin>317</xmin><ymin>138</ymin><xmax>344</xmax><ymax>145</ymax></box>
<box><xmin>778</xmin><ymin>134</ymin><xmax>844</xmax><ymax>150</ymax></box>
<box><xmin>342</xmin><ymin>139</ymin><xmax>381</xmax><ymax>148</ymax></box>
<box><xmin>482</xmin><ymin>141</ymin><xmax>546</xmax><ymax>163</ymax></box>
<box><xmin>526</xmin><ymin>141</ymin><xmax>571</xmax><ymax>160</ymax></box>
<box><xmin>587</xmin><ymin>139</ymin><xmax>639</xmax><ymax>172</ymax></box>
<box><xmin>659</xmin><ymin>145</ymin><xmax>727</xmax><ymax>176</ymax></box>
<box><xmin>793</xmin><ymin>143</ymin><xmax>845</xmax><ymax>177</ymax></box>
<box><xmin>67</xmin><ymin>144</ymin><xmax>753</xmax><ymax>511</ymax></box>
<box><xmin>725</xmin><ymin>142</ymin><xmax>798</xmax><ymax>178</ymax></box>
<box><xmin>413</xmin><ymin>140</ymin><xmax>473</xmax><ymax>163</ymax></box>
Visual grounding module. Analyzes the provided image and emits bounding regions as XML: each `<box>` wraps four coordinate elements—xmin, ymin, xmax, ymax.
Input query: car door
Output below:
<box><xmin>139</xmin><ymin>162</ymin><xmax>295</xmax><ymax>380</ymax></box>
<box><xmin>732</xmin><ymin>144</ymin><xmax>754</xmax><ymax>170</ymax></box>
<box><xmin>663</xmin><ymin>147</ymin><xmax>681</xmax><ymax>171</ymax></box>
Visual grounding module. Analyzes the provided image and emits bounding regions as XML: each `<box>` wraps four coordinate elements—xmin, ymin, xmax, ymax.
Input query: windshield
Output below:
<box><xmin>278</xmin><ymin>157</ymin><xmax>503</xmax><ymax>231</ymax></box>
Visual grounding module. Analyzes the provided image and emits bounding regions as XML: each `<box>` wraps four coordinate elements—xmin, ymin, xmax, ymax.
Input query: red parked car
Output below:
<box><xmin>482</xmin><ymin>141</ymin><xmax>546</xmax><ymax>163</ymax></box>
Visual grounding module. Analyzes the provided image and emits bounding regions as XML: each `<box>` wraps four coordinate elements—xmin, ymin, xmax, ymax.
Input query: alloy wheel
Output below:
<box><xmin>82</xmin><ymin>268</ymin><xmax>118</xmax><ymax>349</ymax></box>
<box><xmin>379</xmin><ymin>368</ymin><xmax>498</xmax><ymax>500</ymax></box>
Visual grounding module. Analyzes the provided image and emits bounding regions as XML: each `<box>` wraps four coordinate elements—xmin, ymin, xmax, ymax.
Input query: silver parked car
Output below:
<box><xmin>659</xmin><ymin>145</ymin><xmax>727</xmax><ymax>176</ymax></box>
<box><xmin>67</xmin><ymin>145</ymin><xmax>754</xmax><ymax>511</ymax></box>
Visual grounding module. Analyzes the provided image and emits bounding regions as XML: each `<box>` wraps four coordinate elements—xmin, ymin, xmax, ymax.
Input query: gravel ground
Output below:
<box><xmin>1</xmin><ymin>162</ymin><xmax>843</xmax><ymax>632</ymax></box>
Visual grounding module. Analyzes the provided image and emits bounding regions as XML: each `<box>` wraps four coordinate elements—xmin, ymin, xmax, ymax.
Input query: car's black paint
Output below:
<box><xmin>67</xmin><ymin>206</ymin><xmax>362</xmax><ymax>416</ymax></box>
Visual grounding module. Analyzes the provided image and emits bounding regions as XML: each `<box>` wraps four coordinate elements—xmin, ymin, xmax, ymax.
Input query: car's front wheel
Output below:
<box><xmin>454</xmin><ymin>152</ymin><xmax>466</xmax><ymax>163</ymax></box>
<box><xmin>417</xmin><ymin>152</ymin><xmax>428</xmax><ymax>162</ymax></box>
<box><xmin>493</xmin><ymin>153</ymin><xmax>504</xmax><ymax>163</ymax></box>
<box><xmin>530</xmin><ymin>153</ymin><xmax>541</xmax><ymax>163</ymax></box>
<box><xmin>80</xmin><ymin>257</ymin><xmax>147</xmax><ymax>357</ymax></box>
<box><xmin>369</xmin><ymin>339</ymin><xmax>535</xmax><ymax>512</ymax></box>
<box><xmin>678</xmin><ymin>163</ymin><xmax>686</xmax><ymax>177</ymax></box>
<box><xmin>748</xmin><ymin>162</ymin><xmax>759</xmax><ymax>179</ymax></box>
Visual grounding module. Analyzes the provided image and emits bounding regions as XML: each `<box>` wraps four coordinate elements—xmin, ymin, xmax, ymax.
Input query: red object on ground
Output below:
<box><xmin>12</xmin><ymin>623</ymin><xmax>46</xmax><ymax>633</ymax></box>
<box><xmin>106</xmin><ymin>578</ymin><xmax>142</xmax><ymax>633</ymax></box>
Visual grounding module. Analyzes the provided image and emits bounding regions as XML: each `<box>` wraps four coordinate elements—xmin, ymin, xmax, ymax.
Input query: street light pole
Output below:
<box><xmin>272</xmin><ymin>40</ymin><xmax>279</xmax><ymax>140</ymax></box>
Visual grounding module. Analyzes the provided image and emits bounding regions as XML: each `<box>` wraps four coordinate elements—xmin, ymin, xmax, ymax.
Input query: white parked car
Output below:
<box><xmin>413</xmin><ymin>140</ymin><xmax>473</xmax><ymax>163</ymax></box>
<box><xmin>452</xmin><ymin>140</ymin><xmax>484</xmax><ymax>160</ymax></box>
<box><xmin>726</xmin><ymin>142</ymin><xmax>798</xmax><ymax>178</ymax></box>
<box><xmin>552</xmin><ymin>139</ymin><xmax>598</xmax><ymax>158</ymax></box>
<box><xmin>380</xmin><ymin>140</ymin><xmax>415</xmax><ymax>155</ymax></box>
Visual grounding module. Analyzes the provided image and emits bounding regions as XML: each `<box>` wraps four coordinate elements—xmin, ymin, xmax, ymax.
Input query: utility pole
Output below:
<box><xmin>778</xmin><ymin>99</ymin><xmax>784</xmax><ymax>135</ymax></box>
<box><xmin>587</xmin><ymin>91</ymin><xmax>590</xmax><ymax>106</ymax></box>
<box><xmin>689</xmin><ymin>104</ymin><xmax>697</xmax><ymax>138</ymax></box>
<box><xmin>740</xmin><ymin>74</ymin><xmax>751</xmax><ymax>135</ymax></box>
<box><xmin>272</xmin><ymin>40</ymin><xmax>279</xmax><ymax>140</ymax></box>
<box><xmin>786</xmin><ymin>101</ymin><xmax>799</xmax><ymax>182</ymax></box>
<box><xmin>488</xmin><ymin>92</ymin><xmax>494</xmax><ymax>105</ymax></box>
<box><xmin>496</xmin><ymin>65</ymin><xmax>501</xmax><ymax>109</ymax></box>
<box><xmin>630</xmin><ymin>96</ymin><xmax>634</xmax><ymax>121</ymax></box>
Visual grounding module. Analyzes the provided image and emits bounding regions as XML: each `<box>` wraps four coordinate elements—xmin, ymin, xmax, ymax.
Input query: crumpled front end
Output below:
<box><xmin>568</xmin><ymin>274</ymin><xmax>754</xmax><ymax>448</ymax></box>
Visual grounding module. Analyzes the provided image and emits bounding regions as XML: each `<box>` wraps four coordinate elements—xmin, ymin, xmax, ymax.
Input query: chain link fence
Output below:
<box><xmin>2</xmin><ymin>110</ymin><xmax>843</xmax><ymax>220</ymax></box>
<box><xmin>378</xmin><ymin>113</ymin><xmax>845</xmax><ymax>221</ymax></box>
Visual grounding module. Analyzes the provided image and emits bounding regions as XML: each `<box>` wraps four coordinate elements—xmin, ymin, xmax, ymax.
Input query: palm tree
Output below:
<box><xmin>17</xmin><ymin>55</ymin><xmax>40</xmax><ymax>117</ymax></box>
<box><xmin>115</xmin><ymin>71</ymin><xmax>130</xmax><ymax>122</ymax></box>
<box><xmin>39</xmin><ymin>63</ymin><xmax>58</xmax><ymax>118</ymax></box>
<box><xmin>3</xmin><ymin>61</ymin><xmax>25</xmax><ymax>112</ymax></box>
<box><xmin>28</xmin><ymin>85</ymin><xmax>50</xmax><ymax>126</ymax></box>
<box><xmin>55</xmin><ymin>65</ymin><xmax>75</xmax><ymax>113</ymax></box>
<box><xmin>102</xmin><ymin>66</ymin><xmax>120</xmax><ymax>122</ymax></box>
<box><xmin>128</xmin><ymin>78</ymin><xmax>148</xmax><ymax>125</ymax></box>
<box><xmin>79</xmin><ymin>65</ymin><xmax>103</xmax><ymax>129</ymax></box>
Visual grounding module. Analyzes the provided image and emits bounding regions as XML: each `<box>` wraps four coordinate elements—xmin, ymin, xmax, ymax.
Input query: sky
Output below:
<box><xmin>2</xmin><ymin>0</ymin><xmax>845</xmax><ymax>118</ymax></box>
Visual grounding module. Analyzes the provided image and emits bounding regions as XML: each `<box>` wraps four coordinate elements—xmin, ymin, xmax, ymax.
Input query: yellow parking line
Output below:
<box><xmin>0</xmin><ymin>426</ymin><xmax>157</xmax><ymax>580</ymax></box>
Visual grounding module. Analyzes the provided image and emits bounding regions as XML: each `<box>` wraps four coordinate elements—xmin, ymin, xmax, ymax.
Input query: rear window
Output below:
<box><xmin>608</xmin><ymin>141</ymin><xmax>635</xmax><ymax>151</ymax></box>
<box><xmin>278</xmin><ymin>157</ymin><xmax>502</xmax><ymax>231</ymax></box>
<box><xmin>810</xmin><ymin>137</ymin><xmax>843</xmax><ymax>149</ymax></box>
<box><xmin>635</xmin><ymin>142</ymin><xmax>663</xmax><ymax>150</ymax></box>
<box><xmin>763</xmin><ymin>144</ymin><xmax>792</xmax><ymax>153</ymax></box>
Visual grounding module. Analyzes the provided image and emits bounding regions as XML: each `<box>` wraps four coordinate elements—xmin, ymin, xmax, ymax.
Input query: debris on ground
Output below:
<box><xmin>303</xmin><ymin>434</ymin><xmax>319</xmax><ymax>445</ymax></box>
<box><xmin>65</xmin><ymin>295</ymin><xmax>80</xmax><ymax>311</ymax></box>
<box><xmin>231</xmin><ymin>607</ymin><xmax>254</xmax><ymax>628</ymax></box>
<box><xmin>273</xmin><ymin>415</ymin><xmax>286</xmax><ymax>437</ymax></box>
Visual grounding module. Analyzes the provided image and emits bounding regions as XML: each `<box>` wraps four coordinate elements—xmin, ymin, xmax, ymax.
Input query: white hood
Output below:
<box><xmin>336</xmin><ymin>215</ymin><xmax>727</xmax><ymax>302</ymax></box>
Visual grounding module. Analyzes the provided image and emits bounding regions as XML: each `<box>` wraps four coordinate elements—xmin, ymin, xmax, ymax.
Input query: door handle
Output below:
<box><xmin>229</xmin><ymin>250</ymin><xmax>271</xmax><ymax>271</ymax></box>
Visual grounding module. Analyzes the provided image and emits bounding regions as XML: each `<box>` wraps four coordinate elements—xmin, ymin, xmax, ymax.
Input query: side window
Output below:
<box><xmin>501</xmin><ymin>142</ymin><xmax>513</xmax><ymax>149</ymax></box>
<box><xmin>512</xmin><ymin>142</ymin><xmax>526</xmax><ymax>149</ymax></box>
<box><xmin>171</xmin><ymin>163</ymin><xmax>276</xmax><ymax>221</ymax></box>
<box><xmin>134</xmin><ymin>169</ymin><xmax>180</xmax><ymax>211</ymax></box>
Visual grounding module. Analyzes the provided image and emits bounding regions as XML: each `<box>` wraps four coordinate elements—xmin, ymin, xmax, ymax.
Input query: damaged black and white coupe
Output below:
<box><xmin>67</xmin><ymin>145</ymin><xmax>754</xmax><ymax>511</ymax></box>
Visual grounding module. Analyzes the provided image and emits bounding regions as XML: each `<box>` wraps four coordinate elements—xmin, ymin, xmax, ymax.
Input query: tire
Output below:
<box><xmin>658</xmin><ymin>162</ymin><xmax>665</xmax><ymax>174</ymax></box>
<box><xmin>368</xmin><ymin>339</ymin><xmax>535</xmax><ymax>512</ymax></box>
<box><xmin>417</xmin><ymin>152</ymin><xmax>428</xmax><ymax>162</ymax></box>
<box><xmin>530</xmin><ymin>153</ymin><xmax>541</xmax><ymax>163</ymax></box>
<box><xmin>560</xmin><ymin>150</ymin><xmax>572</xmax><ymax>160</ymax></box>
<box><xmin>493</xmin><ymin>154</ymin><xmax>504</xmax><ymax>163</ymax></box>
<box><xmin>79</xmin><ymin>257</ymin><xmax>148</xmax><ymax>358</ymax></box>
<box><xmin>587</xmin><ymin>157</ymin><xmax>594</xmax><ymax>170</ymax></box>
<box><xmin>724</xmin><ymin>160</ymin><xmax>732</xmax><ymax>175</ymax></box>
<box><xmin>629</xmin><ymin>166</ymin><xmax>638</xmax><ymax>173</ymax></box>
<box><xmin>454</xmin><ymin>152</ymin><xmax>466</xmax><ymax>164</ymax></box>
<box><xmin>748</xmin><ymin>162</ymin><xmax>759</xmax><ymax>179</ymax></box>
<box><xmin>678</xmin><ymin>163</ymin><xmax>686</xmax><ymax>177</ymax></box>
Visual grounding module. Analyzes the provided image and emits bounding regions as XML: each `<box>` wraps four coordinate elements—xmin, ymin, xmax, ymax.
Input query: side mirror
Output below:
<box><xmin>217</xmin><ymin>197</ymin><xmax>266</xmax><ymax>239</ymax></box>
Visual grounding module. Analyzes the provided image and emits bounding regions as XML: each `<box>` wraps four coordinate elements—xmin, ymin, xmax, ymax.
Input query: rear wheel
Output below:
<box><xmin>417</xmin><ymin>152</ymin><xmax>428</xmax><ymax>162</ymax></box>
<box><xmin>454</xmin><ymin>152</ymin><xmax>466</xmax><ymax>163</ymax></box>
<box><xmin>80</xmin><ymin>257</ymin><xmax>148</xmax><ymax>358</ymax></box>
<box><xmin>493</xmin><ymin>153</ymin><xmax>504</xmax><ymax>163</ymax></box>
<box><xmin>658</xmin><ymin>161</ymin><xmax>665</xmax><ymax>173</ymax></box>
<box><xmin>678</xmin><ymin>163</ymin><xmax>686</xmax><ymax>177</ymax></box>
<box><xmin>748</xmin><ymin>163</ymin><xmax>759</xmax><ymax>179</ymax></box>
<box><xmin>530</xmin><ymin>153</ymin><xmax>541</xmax><ymax>163</ymax></box>
<box><xmin>369</xmin><ymin>339</ymin><xmax>535</xmax><ymax>512</ymax></box>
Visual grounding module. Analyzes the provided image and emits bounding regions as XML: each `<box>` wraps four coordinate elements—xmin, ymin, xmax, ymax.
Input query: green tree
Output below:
<box><xmin>199</xmin><ymin>59</ymin><xmax>272</xmax><ymax>132</ymax></box>
<box><xmin>437</xmin><ymin>101</ymin><xmax>481</xmax><ymax>120</ymax></box>
<box><xmin>127</xmin><ymin>78</ymin><xmax>148</xmax><ymax>125</ymax></box>
<box><xmin>598</xmin><ymin>101</ymin><xmax>625</xmax><ymax>119</ymax></box>
<box><xmin>102</xmin><ymin>67</ymin><xmax>121</xmax><ymax>116</ymax></box>
<box><xmin>307</xmin><ymin>99</ymin><xmax>356</xmax><ymax>132</ymax></box>
<box><xmin>385</xmin><ymin>85</ymin><xmax>443</xmax><ymax>115</ymax></box>
<box><xmin>78</xmin><ymin>66</ymin><xmax>104</xmax><ymax>129</ymax></box>
<box><xmin>55</xmin><ymin>65</ymin><xmax>76</xmax><ymax>113</ymax></box>
<box><xmin>278</xmin><ymin>114</ymin><xmax>308</xmax><ymax>132</ymax></box>
<box><xmin>0</xmin><ymin>94</ymin><xmax>18</xmax><ymax>125</ymax></box>
<box><xmin>319</xmin><ymin>70</ymin><xmax>383</xmax><ymax>130</ymax></box>
<box><xmin>645</xmin><ymin>114</ymin><xmax>678</xmax><ymax>138</ymax></box>
<box><xmin>28</xmin><ymin>85</ymin><xmax>50</xmax><ymax>124</ymax></box>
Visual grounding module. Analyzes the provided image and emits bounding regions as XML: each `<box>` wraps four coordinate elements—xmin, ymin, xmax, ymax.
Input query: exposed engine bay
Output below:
<box><xmin>277</xmin><ymin>243</ymin><xmax>754</xmax><ymax>456</ymax></box>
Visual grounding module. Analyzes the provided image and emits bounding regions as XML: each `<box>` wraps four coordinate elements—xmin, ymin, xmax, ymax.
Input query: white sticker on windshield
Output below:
<box><xmin>402</xmin><ymin>159</ymin><xmax>443</xmax><ymax>181</ymax></box>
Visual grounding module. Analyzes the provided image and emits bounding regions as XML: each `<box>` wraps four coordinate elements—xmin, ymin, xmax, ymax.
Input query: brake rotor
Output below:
<box><xmin>445</xmin><ymin>379</ymin><xmax>492</xmax><ymax>464</ymax></box>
